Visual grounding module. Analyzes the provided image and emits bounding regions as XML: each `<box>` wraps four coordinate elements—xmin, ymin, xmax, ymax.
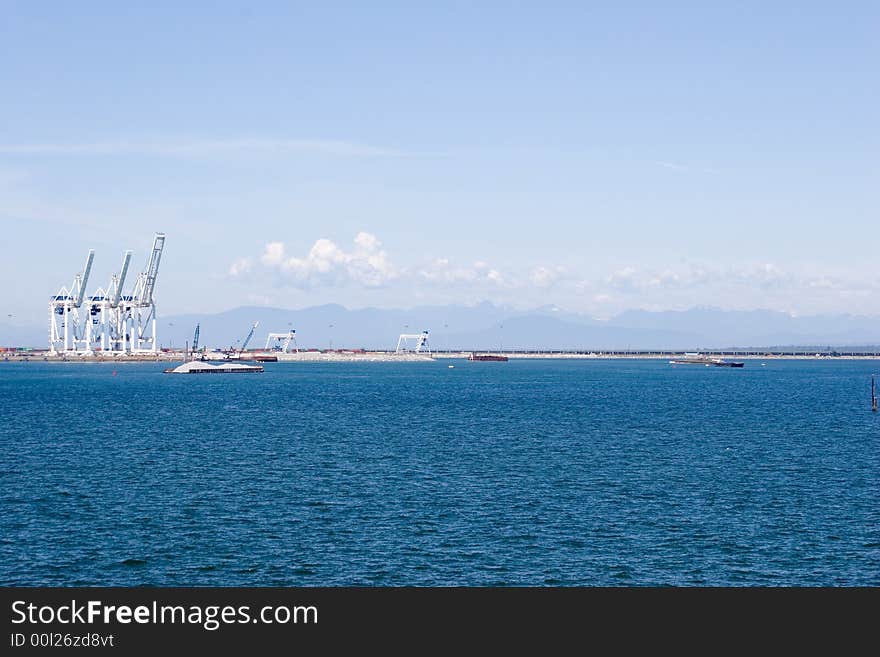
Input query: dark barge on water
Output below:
<box><xmin>467</xmin><ymin>353</ymin><xmax>509</xmax><ymax>362</ymax></box>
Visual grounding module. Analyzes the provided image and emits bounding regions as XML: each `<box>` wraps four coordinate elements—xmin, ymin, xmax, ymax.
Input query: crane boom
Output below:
<box><xmin>108</xmin><ymin>250</ymin><xmax>133</xmax><ymax>306</ymax></box>
<box><xmin>240</xmin><ymin>321</ymin><xmax>259</xmax><ymax>352</ymax></box>
<box><xmin>138</xmin><ymin>233</ymin><xmax>165</xmax><ymax>305</ymax></box>
<box><xmin>192</xmin><ymin>323</ymin><xmax>200</xmax><ymax>352</ymax></box>
<box><xmin>72</xmin><ymin>250</ymin><xmax>95</xmax><ymax>307</ymax></box>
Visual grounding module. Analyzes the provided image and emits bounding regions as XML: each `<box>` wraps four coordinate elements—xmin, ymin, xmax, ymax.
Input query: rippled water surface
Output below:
<box><xmin>2</xmin><ymin>359</ymin><xmax>878</xmax><ymax>585</ymax></box>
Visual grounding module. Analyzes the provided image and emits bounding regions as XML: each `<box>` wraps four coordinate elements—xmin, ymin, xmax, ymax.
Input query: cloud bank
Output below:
<box><xmin>247</xmin><ymin>232</ymin><xmax>397</xmax><ymax>287</ymax></box>
<box><xmin>230</xmin><ymin>232</ymin><xmax>879</xmax><ymax>315</ymax></box>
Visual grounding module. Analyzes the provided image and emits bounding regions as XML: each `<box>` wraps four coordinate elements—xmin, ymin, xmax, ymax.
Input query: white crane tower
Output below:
<box><xmin>48</xmin><ymin>233</ymin><xmax>166</xmax><ymax>355</ymax></box>
<box><xmin>396</xmin><ymin>330</ymin><xmax>430</xmax><ymax>354</ymax></box>
<box><xmin>48</xmin><ymin>250</ymin><xmax>95</xmax><ymax>354</ymax></box>
<box><xmin>85</xmin><ymin>249</ymin><xmax>132</xmax><ymax>353</ymax></box>
<box><xmin>121</xmin><ymin>232</ymin><xmax>166</xmax><ymax>353</ymax></box>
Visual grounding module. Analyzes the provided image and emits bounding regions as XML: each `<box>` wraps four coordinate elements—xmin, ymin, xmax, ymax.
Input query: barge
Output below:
<box><xmin>468</xmin><ymin>353</ymin><xmax>509</xmax><ymax>362</ymax></box>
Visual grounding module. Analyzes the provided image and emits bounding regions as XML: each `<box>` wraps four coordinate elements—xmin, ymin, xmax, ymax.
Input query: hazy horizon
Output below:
<box><xmin>3</xmin><ymin>301</ymin><xmax>879</xmax><ymax>351</ymax></box>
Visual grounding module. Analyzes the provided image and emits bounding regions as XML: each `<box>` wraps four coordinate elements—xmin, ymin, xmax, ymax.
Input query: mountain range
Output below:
<box><xmin>3</xmin><ymin>303</ymin><xmax>877</xmax><ymax>351</ymax></box>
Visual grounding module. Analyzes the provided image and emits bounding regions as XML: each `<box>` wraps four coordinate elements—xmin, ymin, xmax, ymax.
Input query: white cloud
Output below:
<box><xmin>417</xmin><ymin>258</ymin><xmax>509</xmax><ymax>287</ymax></box>
<box><xmin>286</xmin><ymin>239</ymin><xmax>346</xmax><ymax>275</ymax></box>
<box><xmin>228</xmin><ymin>257</ymin><xmax>252</xmax><ymax>276</ymax></box>
<box><xmin>647</xmin><ymin>266</ymin><xmax>716</xmax><ymax>289</ymax></box>
<box><xmin>647</xmin><ymin>270</ymin><xmax>681</xmax><ymax>287</ymax></box>
<box><xmin>750</xmin><ymin>263</ymin><xmax>787</xmax><ymax>287</ymax></box>
<box><xmin>256</xmin><ymin>232</ymin><xmax>397</xmax><ymax>287</ymax></box>
<box><xmin>261</xmin><ymin>242</ymin><xmax>285</xmax><ymax>266</ymax></box>
<box><xmin>417</xmin><ymin>259</ymin><xmax>468</xmax><ymax>283</ymax></box>
<box><xmin>354</xmin><ymin>232</ymin><xmax>379</xmax><ymax>250</ymax></box>
<box><xmin>530</xmin><ymin>265</ymin><xmax>565</xmax><ymax>287</ymax></box>
<box><xmin>606</xmin><ymin>266</ymin><xmax>640</xmax><ymax>290</ymax></box>
<box><xmin>229</xmin><ymin>236</ymin><xmax>880</xmax><ymax>316</ymax></box>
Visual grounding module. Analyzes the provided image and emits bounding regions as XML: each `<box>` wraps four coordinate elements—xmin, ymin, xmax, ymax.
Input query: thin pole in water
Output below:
<box><xmin>872</xmin><ymin>375</ymin><xmax>878</xmax><ymax>412</ymax></box>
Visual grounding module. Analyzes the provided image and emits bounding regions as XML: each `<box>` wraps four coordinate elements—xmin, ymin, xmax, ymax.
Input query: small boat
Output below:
<box><xmin>468</xmin><ymin>353</ymin><xmax>509</xmax><ymax>362</ymax></box>
<box><xmin>669</xmin><ymin>353</ymin><xmax>744</xmax><ymax>368</ymax></box>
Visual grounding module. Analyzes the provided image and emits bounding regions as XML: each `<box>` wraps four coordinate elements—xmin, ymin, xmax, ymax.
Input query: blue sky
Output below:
<box><xmin>1</xmin><ymin>1</ymin><xmax>878</xmax><ymax>324</ymax></box>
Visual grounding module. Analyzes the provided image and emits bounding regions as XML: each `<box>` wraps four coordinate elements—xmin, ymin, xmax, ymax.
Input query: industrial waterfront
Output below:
<box><xmin>0</xmin><ymin>232</ymin><xmax>865</xmax><ymax>365</ymax></box>
<box><xmin>3</xmin><ymin>348</ymin><xmax>880</xmax><ymax>363</ymax></box>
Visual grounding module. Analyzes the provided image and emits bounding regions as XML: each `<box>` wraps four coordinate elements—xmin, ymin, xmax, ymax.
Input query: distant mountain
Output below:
<box><xmin>613</xmin><ymin>308</ymin><xmax>880</xmax><ymax>348</ymax></box>
<box><xmin>149</xmin><ymin>304</ymin><xmax>880</xmax><ymax>351</ymax></box>
<box><xmin>3</xmin><ymin>304</ymin><xmax>878</xmax><ymax>351</ymax></box>
<box><xmin>157</xmin><ymin>302</ymin><xmax>514</xmax><ymax>351</ymax></box>
<box><xmin>440</xmin><ymin>315</ymin><xmax>700</xmax><ymax>351</ymax></box>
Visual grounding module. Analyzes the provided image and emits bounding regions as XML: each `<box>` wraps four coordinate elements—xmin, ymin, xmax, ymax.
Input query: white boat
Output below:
<box><xmin>669</xmin><ymin>353</ymin><xmax>744</xmax><ymax>368</ymax></box>
<box><xmin>163</xmin><ymin>361</ymin><xmax>263</xmax><ymax>374</ymax></box>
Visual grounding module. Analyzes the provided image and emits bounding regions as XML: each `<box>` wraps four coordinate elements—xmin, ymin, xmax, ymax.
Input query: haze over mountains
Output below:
<box><xmin>3</xmin><ymin>303</ymin><xmax>877</xmax><ymax>351</ymax></box>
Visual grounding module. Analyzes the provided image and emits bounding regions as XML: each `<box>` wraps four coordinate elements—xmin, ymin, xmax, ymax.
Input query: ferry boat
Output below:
<box><xmin>669</xmin><ymin>353</ymin><xmax>744</xmax><ymax>368</ymax></box>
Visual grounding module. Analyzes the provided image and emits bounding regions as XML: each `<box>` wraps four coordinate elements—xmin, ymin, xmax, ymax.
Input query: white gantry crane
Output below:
<box><xmin>85</xmin><ymin>249</ymin><xmax>133</xmax><ymax>354</ymax></box>
<box><xmin>48</xmin><ymin>250</ymin><xmax>95</xmax><ymax>354</ymax></box>
<box><xmin>50</xmin><ymin>233</ymin><xmax>166</xmax><ymax>355</ymax></box>
<box><xmin>396</xmin><ymin>330</ymin><xmax>430</xmax><ymax>354</ymax></box>
<box><xmin>124</xmin><ymin>233</ymin><xmax>166</xmax><ymax>353</ymax></box>
<box><xmin>265</xmin><ymin>330</ymin><xmax>298</xmax><ymax>353</ymax></box>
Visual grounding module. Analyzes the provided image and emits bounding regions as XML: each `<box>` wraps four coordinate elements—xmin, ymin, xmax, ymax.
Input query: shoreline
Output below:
<box><xmin>2</xmin><ymin>350</ymin><xmax>880</xmax><ymax>363</ymax></box>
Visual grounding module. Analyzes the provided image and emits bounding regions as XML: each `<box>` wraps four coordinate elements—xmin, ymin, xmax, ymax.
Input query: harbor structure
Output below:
<box><xmin>265</xmin><ymin>330</ymin><xmax>298</xmax><ymax>353</ymax></box>
<box><xmin>83</xmin><ymin>249</ymin><xmax>132</xmax><ymax>354</ymax></box>
<box><xmin>48</xmin><ymin>250</ymin><xmax>94</xmax><ymax>354</ymax></box>
<box><xmin>48</xmin><ymin>233</ymin><xmax>165</xmax><ymax>355</ymax></box>
<box><xmin>396</xmin><ymin>330</ymin><xmax>430</xmax><ymax>355</ymax></box>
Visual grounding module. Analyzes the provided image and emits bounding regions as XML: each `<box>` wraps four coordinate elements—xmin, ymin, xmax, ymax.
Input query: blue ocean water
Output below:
<box><xmin>1</xmin><ymin>359</ymin><xmax>878</xmax><ymax>586</ymax></box>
